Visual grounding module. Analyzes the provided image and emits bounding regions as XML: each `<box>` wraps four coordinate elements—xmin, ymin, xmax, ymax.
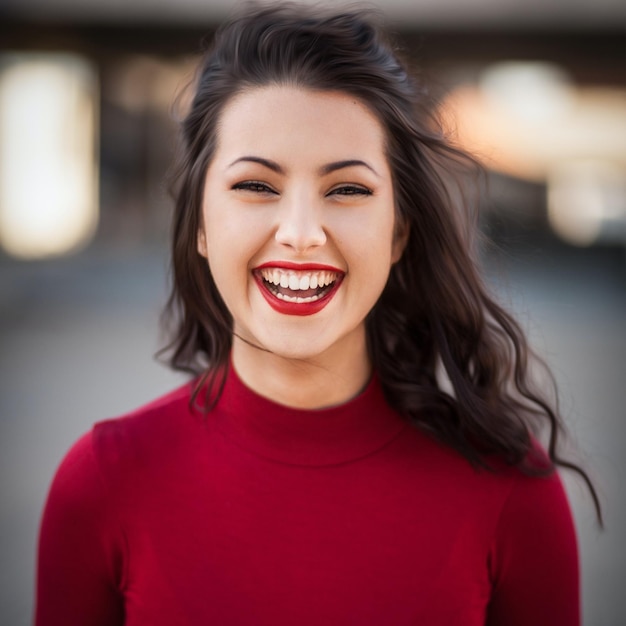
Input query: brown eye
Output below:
<box><xmin>232</xmin><ymin>181</ymin><xmax>278</xmax><ymax>194</ymax></box>
<box><xmin>328</xmin><ymin>185</ymin><xmax>372</xmax><ymax>196</ymax></box>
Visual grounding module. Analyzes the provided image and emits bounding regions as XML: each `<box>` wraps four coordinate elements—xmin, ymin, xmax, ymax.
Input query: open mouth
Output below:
<box><xmin>257</xmin><ymin>267</ymin><xmax>341</xmax><ymax>302</ymax></box>
<box><xmin>253</xmin><ymin>265</ymin><xmax>344</xmax><ymax>315</ymax></box>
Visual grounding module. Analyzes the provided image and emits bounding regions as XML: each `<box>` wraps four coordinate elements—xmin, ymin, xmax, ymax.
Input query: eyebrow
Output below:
<box><xmin>228</xmin><ymin>156</ymin><xmax>379</xmax><ymax>178</ymax></box>
<box><xmin>228</xmin><ymin>156</ymin><xmax>284</xmax><ymax>174</ymax></box>
<box><xmin>320</xmin><ymin>159</ymin><xmax>380</xmax><ymax>178</ymax></box>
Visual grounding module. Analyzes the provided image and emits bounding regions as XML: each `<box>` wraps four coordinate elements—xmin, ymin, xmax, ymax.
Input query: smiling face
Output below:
<box><xmin>198</xmin><ymin>85</ymin><xmax>406</xmax><ymax>383</ymax></box>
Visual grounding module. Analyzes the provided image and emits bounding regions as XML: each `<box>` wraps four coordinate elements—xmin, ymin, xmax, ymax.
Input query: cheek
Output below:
<box><xmin>203</xmin><ymin>209</ymin><xmax>267</xmax><ymax>294</ymax></box>
<box><xmin>345</xmin><ymin>237</ymin><xmax>395</xmax><ymax>294</ymax></box>
<box><xmin>349</xmin><ymin>212</ymin><xmax>396</xmax><ymax>257</ymax></box>
<box><xmin>349</xmin><ymin>218</ymin><xmax>398</xmax><ymax>289</ymax></box>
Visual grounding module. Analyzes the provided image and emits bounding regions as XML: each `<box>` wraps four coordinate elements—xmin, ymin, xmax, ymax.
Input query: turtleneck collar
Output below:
<box><xmin>209</xmin><ymin>363</ymin><xmax>408</xmax><ymax>467</ymax></box>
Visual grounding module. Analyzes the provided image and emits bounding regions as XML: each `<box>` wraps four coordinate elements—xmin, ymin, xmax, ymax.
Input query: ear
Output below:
<box><xmin>391</xmin><ymin>218</ymin><xmax>409</xmax><ymax>264</ymax></box>
<box><xmin>197</xmin><ymin>229</ymin><xmax>208</xmax><ymax>258</ymax></box>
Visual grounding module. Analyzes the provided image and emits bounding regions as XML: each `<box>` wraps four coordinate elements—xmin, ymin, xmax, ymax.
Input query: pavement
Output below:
<box><xmin>0</xmin><ymin>239</ymin><xmax>624</xmax><ymax>625</ymax></box>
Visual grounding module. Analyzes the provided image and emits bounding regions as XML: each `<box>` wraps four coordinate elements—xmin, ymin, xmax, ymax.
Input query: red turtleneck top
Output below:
<box><xmin>36</xmin><ymin>366</ymin><xmax>579</xmax><ymax>625</ymax></box>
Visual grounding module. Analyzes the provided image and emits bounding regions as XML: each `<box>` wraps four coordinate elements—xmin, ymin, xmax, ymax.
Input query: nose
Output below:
<box><xmin>274</xmin><ymin>194</ymin><xmax>327</xmax><ymax>252</ymax></box>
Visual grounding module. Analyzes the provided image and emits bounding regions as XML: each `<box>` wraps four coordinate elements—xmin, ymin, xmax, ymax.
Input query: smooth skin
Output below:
<box><xmin>198</xmin><ymin>86</ymin><xmax>407</xmax><ymax>409</ymax></box>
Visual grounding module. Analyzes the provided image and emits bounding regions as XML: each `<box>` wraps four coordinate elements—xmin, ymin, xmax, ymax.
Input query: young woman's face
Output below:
<box><xmin>198</xmin><ymin>85</ymin><xmax>405</xmax><ymax>366</ymax></box>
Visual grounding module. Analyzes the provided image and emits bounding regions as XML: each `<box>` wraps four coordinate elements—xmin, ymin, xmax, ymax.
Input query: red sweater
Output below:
<box><xmin>36</xmin><ymin>366</ymin><xmax>579</xmax><ymax>625</ymax></box>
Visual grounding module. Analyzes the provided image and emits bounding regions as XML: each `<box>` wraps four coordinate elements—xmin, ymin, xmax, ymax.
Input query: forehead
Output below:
<box><xmin>213</xmin><ymin>85</ymin><xmax>387</xmax><ymax>162</ymax></box>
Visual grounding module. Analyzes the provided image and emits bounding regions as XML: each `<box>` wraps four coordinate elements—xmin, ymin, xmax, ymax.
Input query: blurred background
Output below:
<box><xmin>0</xmin><ymin>0</ymin><xmax>624</xmax><ymax>624</ymax></box>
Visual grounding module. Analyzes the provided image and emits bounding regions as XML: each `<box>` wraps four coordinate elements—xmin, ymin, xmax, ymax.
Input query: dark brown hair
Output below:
<box><xmin>162</xmin><ymin>2</ymin><xmax>601</xmax><ymax>521</ymax></box>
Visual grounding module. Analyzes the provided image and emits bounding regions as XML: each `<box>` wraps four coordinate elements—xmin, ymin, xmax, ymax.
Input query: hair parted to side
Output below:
<box><xmin>161</xmin><ymin>1</ymin><xmax>601</xmax><ymax>522</ymax></box>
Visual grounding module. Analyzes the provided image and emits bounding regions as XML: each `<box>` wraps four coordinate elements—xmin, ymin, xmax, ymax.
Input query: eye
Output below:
<box><xmin>328</xmin><ymin>184</ymin><xmax>372</xmax><ymax>197</ymax></box>
<box><xmin>232</xmin><ymin>181</ymin><xmax>278</xmax><ymax>194</ymax></box>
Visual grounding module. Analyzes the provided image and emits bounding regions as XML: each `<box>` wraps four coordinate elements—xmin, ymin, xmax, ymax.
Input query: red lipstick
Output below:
<box><xmin>255</xmin><ymin>261</ymin><xmax>343</xmax><ymax>272</ymax></box>
<box><xmin>253</xmin><ymin>261</ymin><xmax>344</xmax><ymax>316</ymax></box>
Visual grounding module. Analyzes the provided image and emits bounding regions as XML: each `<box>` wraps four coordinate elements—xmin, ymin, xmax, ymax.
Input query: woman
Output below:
<box><xmin>36</xmin><ymin>4</ymin><xmax>600</xmax><ymax>625</ymax></box>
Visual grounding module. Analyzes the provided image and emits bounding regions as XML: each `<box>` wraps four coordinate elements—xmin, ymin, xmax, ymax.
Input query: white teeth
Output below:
<box><xmin>259</xmin><ymin>268</ymin><xmax>340</xmax><ymax>292</ymax></box>
<box><xmin>275</xmin><ymin>292</ymin><xmax>321</xmax><ymax>303</ymax></box>
<box><xmin>261</xmin><ymin>267</ymin><xmax>339</xmax><ymax>292</ymax></box>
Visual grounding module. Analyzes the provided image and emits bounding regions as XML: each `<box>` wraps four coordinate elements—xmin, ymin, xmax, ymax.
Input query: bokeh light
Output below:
<box><xmin>0</xmin><ymin>53</ymin><xmax>98</xmax><ymax>259</ymax></box>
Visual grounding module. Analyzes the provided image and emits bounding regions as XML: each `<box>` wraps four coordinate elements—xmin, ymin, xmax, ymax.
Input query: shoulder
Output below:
<box><xmin>91</xmin><ymin>381</ymin><xmax>197</xmax><ymax>459</ymax></box>
<box><xmin>34</xmin><ymin>386</ymin><xmax>200</xmax><ymax>619</ymax></box>
<box><xmin>50</xmin><ymin>381</ymin><xmax>198</xmax><ymax>501</ymax></box>
<box><xmin>395</xmin><ymin>427</ymin><xmax>575</xmax><ymax>533</ymax></box>
<box><xmin>487</xmin><ymin>442</ymin><xmax>575</xmax><ymax>542</ymax></box>
<box><xmin>490</xmin><ymin>461</ymin><xmax>576</xmax><ymax>559</ymax></box>
<box><xmin>412</xmin><ymin>432</ymin><xmax>578</xmax><ymax>614</ymax></box>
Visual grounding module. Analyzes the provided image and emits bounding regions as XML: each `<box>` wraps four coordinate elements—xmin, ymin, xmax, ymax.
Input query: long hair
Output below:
<box><xmin>162</xmin><ymin>2</ymin><xmax>601</xmax><ymax>522</ymax></box>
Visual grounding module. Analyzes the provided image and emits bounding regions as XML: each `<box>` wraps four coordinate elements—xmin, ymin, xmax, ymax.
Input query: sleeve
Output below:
<box><xmin>35</xmin><ymin>431</ymin><xmax>126</xmax><ymax>626</ymax></box>
<box><xmin>486</xmin><ymin>470</ymin><xmax>580</xmax><ymax>626</ymax></box>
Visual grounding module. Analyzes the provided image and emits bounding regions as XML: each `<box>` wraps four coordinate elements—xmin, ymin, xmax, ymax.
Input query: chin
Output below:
<box><xmin>258</xmin><ymin>339</ymin><xmax>333</xmax><ymax>363</ymax></box>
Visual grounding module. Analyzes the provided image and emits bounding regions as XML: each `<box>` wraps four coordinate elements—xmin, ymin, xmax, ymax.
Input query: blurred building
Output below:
<box><xmin>0</xmin><ymin>0</ymin><xmax>624</xmax><ymax>258</ymax></box>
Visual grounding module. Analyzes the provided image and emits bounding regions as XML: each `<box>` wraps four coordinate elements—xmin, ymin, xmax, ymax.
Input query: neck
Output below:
<box><xmin>231</xmin><ymin>338</ymin><xmax>372</xmax><ymax>410</ymax></box>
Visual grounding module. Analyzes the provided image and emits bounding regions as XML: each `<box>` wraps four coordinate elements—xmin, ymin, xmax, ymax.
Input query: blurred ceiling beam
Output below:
<box><xmin>1</xmin><ymin>0</ymin><xmax>625</xmax><ymax>29</ymax></box>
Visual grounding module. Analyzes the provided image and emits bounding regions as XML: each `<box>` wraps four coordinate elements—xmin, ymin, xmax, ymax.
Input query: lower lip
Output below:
<box><xmin>253</xmin><ymin>273</ymin><xmax>343</xmax><ymax>316</ymax></box>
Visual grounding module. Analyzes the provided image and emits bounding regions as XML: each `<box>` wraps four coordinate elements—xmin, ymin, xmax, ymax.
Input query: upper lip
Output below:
<box><xmin>254</xmin><ymin>261</ymin><xmax>344</xmax><ymax>273</ymax></box>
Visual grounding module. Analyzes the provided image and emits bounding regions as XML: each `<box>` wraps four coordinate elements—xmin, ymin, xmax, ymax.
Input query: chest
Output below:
<box><xmin>119</xmin><ymin>454</ymin><xmax>495</xmax><ymax>625</ymax></box>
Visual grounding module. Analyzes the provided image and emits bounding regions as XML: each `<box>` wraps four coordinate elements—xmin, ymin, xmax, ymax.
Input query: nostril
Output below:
<box><xmin>274</xmin><ymin>220</ymin><xmax>327</xmax><ymax>250</ymax></box>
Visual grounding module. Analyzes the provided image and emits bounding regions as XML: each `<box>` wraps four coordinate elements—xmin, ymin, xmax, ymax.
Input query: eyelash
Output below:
<box><xmin>328</xmin><ymin>185</ymin><xmax>372</xmax><ymax>197</ymax></box>
<box><xmin>232</xmin><ymin>181</ymin><xmax>277</xmax><ymax>194</ymax></box>
<box><xmin>232</xmin><ymin>181</ymin><xmax>372</xmax><ymax>196</ymax></box>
